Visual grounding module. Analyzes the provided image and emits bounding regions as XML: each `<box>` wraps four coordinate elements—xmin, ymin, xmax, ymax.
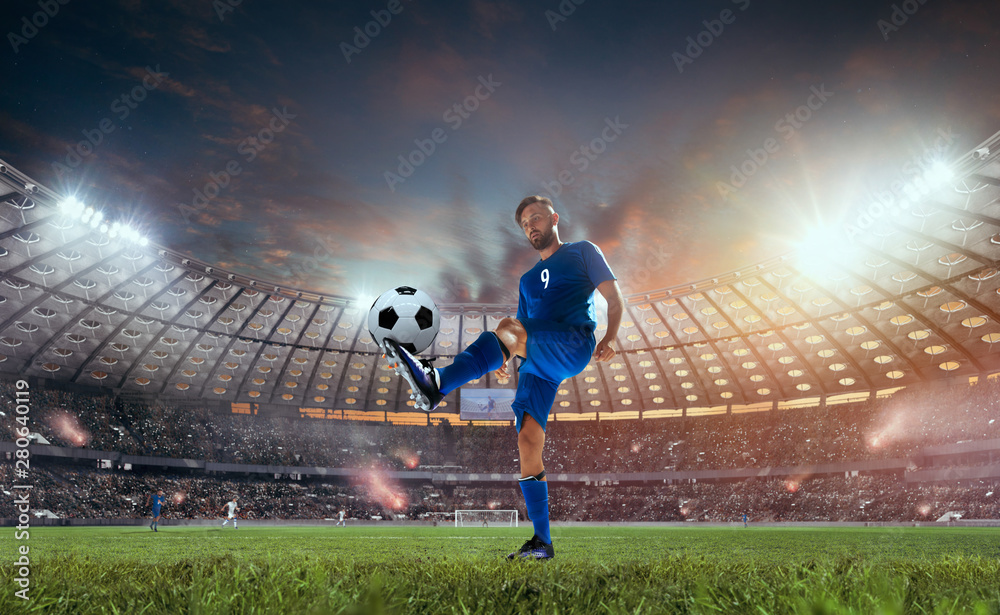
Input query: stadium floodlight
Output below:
<box><xmin>99</xmin><ymin>223</ymin><xmax>109</xmax><ymax>234</ymax></box>
<box><xmin>794</xmin><ymin>225</ymin><xmax>857</xmax><ymax>280</ymax></box>
<box><xmin>81</xmin><ymin>206</ymin><xmax>94</xmax><ymax>223</ymax></box>
<box><xmin>59</xmin><ymin>196</ymin><xmax>85</xmax><ymax>219</ymax></box>
<box><xmin>139</xmin><ymin>237</ymin><xmax>149</xmax><ymax>247</ymax></box>
<box><xmin>355</xmin><ymin>291</ymin><xmax>376</xmax><ymax>311</ymax></box>
<box><xmin>924</xmin><ymin>161</ymin><xmax>954</xmax><ymax>187</ymax></box>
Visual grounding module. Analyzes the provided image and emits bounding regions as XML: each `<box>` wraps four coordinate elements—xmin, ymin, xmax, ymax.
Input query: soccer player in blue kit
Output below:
<box><xmin>146</xmin><ymin>489</ymin><xmax>167</xmax><ymax>532</ymax></box>
<box><xmin>384</xmin><ymin>195</ymin><xmax>624</xmax><ymax>559</ymax></box>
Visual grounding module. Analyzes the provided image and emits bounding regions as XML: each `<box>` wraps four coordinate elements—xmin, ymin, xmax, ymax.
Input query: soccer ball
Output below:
<box><xmin>368</xmin><ymin>286</ymin><xmax>440</xmax><ymax>354</ymax></box>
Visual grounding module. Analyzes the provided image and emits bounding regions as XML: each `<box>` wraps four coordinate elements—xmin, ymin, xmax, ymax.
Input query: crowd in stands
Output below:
<box><xmin>2</xmin><ymin>462</ymin><xmax>998</xmax><ymax>524</ymax></box>
<box><xmin>546</xmin><ymin>476</ymin><xmax>1000</xmax><ymax>523</ymax></box>
<box><xmin>3</xmin><ymin>378</ymin><xmax>1000</xmax><ymax>523</ymax></box>
<box><xmin>0</xmin><ymin>462</ymin><xmax>401</xmax><ymax>521</ymax></box>
<box><xmin>460</xmin><ymin>380</ymin><xmax>1000</xmax><ymax>473</ymax></box>
<box><xmin>4</xmin><ymin>378</ymin><xmax>999</xmax><ymax>475</ymax></box>
<box><xmin>0</xmin><ymin>380</ymin><xmax>450</xmax><ymax>469</ymax></box>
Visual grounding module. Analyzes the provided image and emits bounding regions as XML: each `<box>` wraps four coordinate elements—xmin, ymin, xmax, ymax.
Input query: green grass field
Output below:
<box><xmin>3</xmin><ymin>524</ymin><xmax>999</xmax><ymax>614</ymax></box>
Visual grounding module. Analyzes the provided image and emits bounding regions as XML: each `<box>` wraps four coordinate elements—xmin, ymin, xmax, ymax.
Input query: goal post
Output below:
<box><xmin>454</xmin><ymin>509</ymin><xmax>518</xmax><ymax>527</ymax></box>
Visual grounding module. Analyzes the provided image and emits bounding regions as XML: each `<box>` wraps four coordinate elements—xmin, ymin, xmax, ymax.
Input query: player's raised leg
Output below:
<box><xmin>385</xmin><ymin>317</ymin><xmax>524</xmax><ymax>411</ymax></box>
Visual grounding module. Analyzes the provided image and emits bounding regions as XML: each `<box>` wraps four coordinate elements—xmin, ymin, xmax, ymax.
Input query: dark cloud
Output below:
<box><xmin>1</xmin><ymin>0</ymin><xmax>998</xmax><ymax>301</ymax></box>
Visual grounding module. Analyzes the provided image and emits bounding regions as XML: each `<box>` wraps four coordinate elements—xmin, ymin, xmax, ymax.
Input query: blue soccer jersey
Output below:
<box><xmin>151</xmin><ymin>494</ymin><xmax>166</xmax><ymax>512</ymax></box>
<box><xmin>516</xmin><ymin>241</ymin><xmax>616</xmax><ymax>328</ymax></box>
<box><xmin>511</xmin><ymin>241</ymin><xmax>617</xmax><ymax>432</ymax></box>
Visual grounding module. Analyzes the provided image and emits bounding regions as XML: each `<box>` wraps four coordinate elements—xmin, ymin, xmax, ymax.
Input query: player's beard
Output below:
<box><xmin>529</xmin><ymin>227</ymin><xmax>555</xmax><ymax>251</ymax></box>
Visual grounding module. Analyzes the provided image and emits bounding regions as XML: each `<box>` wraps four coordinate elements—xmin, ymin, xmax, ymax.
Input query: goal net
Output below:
<box><xmin>454</xmin><ymin>510</ymin><xmax>518</xmax><ymax>527</ymax></box>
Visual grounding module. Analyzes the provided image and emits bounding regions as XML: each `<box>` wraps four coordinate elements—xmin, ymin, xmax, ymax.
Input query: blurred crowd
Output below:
<box><xmin>459</xmin><ymin>379</ymin><xmax>1000</xmax><ymax>473</ymax></box>
<box><xmin>2</xmin><ymin>378</ymin><xmax>1000</xmax><ymax>523</ymax></box>
<box><xmin>1</xmin><ymin>462</ymin><xmax>997</xmax><ymax>523</ymax></box>
<box><xmin>4</xmin><ymin>379</ymin><xmax>999</xmax><ymax>474</ymax></box>
<box><xmin>0</xmin><ymin>381</ymin><xmax>449</xmax><ymax>469</ymax></box>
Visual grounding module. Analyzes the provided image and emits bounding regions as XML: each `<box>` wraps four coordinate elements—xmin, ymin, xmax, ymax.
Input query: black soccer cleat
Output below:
<box><xmin>507</xmin><ymin>535</ymin><xmax>554</xmax><ymax>560</ymax></box>
<box><xmin>383</xmin><ymin>338</ymin><xmax>442</xmax><ymax>412</ymax></box>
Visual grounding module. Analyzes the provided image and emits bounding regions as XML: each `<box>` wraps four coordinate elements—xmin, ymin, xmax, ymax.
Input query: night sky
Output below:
<box><xmin>1</xmin><ymin>0</ymin><xmax>998</xmax><ymax>305</ymax></box>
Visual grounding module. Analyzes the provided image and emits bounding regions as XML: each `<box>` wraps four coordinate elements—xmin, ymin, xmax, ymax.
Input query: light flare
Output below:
<box><xmin>793</xmin><ymin>225</ymin><xmax>857</xmax><ymax>280</ymax></box>
<box><xmin>359</xmin><ymin>467</ymin><xmax>409</xmax><ymax>511</ymax></box>
<box><xmin>865</xmin><ymin>393</ymin><xmax>953</xmax><ymax>451</ymax></box>
<box><xmin>392</xmin><ymin>448</ymin><xmax>420</xmax><ymax>469</ymax></box>
<box><xmin>47</xmin><ymin>411</ymin><xmax>90</xmax><ymax>447</ymax></box>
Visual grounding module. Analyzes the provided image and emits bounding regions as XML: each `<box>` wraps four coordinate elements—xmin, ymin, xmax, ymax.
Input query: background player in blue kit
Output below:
<box><xmin>146</xmin><ymin>489</ymin><xmax>167</xmax><ymax>532</ymax></box>
<box><xmin>385</xmin><ymin>195</ymin><xmax>624</xmax><ymax>560</ymax></box>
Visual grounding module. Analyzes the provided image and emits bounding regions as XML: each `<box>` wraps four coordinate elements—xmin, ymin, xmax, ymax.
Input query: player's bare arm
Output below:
<box><xmin>594</xmin><ymin>279</ymin><xmax>624</xmax><ymax>362</ymax></box>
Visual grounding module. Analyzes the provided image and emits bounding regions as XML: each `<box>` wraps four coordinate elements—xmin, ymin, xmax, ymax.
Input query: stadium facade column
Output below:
<box><xmin>771</xmin><ymin>400</ymin><xmax>777</xmax><ymax>412</ymax></box>
<box><xmin>726</xmin><ymin>403</ymin><xmax>732</xmax><ymax>415</ymax></box>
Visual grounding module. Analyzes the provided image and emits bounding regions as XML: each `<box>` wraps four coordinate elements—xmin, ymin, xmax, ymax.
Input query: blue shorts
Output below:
<box><xmin>152</xmin><ymin>507</ymin><xmax>161</xmax><ymax>517</ymax></box>
<box><xmin>513</xmin><ymin>319</ymin><xmax>596</xmax><ymax>432</ymax></box>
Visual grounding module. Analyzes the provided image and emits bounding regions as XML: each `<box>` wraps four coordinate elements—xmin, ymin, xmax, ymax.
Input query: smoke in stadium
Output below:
<box><xmin>45</xmin><ymin>411</ymin><xmax>90</xmax><ymax>448</ymax></box>
<box><xmin>356</xmin><ymin>467</ymin><xmax>409</xmax><ymax>512</ymax></box>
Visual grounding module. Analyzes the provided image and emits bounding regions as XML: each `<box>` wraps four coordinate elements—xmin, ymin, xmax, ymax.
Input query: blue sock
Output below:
<box><xmin>519</xmin><ymin>480</ymin><xmax>551</xmax><ymax>544</ymax></box>
<box><xmin>438</xmin><ymin>332</ymin><xmax>506</xmax><ymax>395</ymax></box>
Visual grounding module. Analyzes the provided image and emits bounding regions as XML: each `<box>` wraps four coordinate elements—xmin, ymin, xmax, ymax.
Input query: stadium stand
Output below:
<box><xmin>1</xmin><ymin>139</ymin><xmax>1000</xmax><ymax>525</ymax></box>
<box><xmin>3</xmin><ymin>378</ymin><xmax>1000</xmax><ymax>523</ymax></box>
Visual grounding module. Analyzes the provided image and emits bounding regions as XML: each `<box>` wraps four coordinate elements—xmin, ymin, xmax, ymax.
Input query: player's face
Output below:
<box><xmin>520</xmin><ymin>203</ymin><xmax>556</xmax><ymax>251</ymax></box>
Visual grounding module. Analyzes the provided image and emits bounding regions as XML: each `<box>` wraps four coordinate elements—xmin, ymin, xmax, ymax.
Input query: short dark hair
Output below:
<box><xmin>515</xmin><ymin>196</ymin><xmax>554</xmax><ymax>227</ymax></box>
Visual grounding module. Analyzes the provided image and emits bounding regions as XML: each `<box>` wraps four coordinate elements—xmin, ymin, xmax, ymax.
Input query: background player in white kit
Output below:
<box><xmin>336</xmin><ymin>509</ymin><xmax>346</xmax><ymax>527</ymax></box>
<box><xmin>221</xmin><ymin>496</ymin><xmax>239</xmax><ymax>529</ymax></box>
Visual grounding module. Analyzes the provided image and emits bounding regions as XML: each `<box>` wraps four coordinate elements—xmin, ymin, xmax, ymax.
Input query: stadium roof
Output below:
<box><xmin>1</xmin><ymin>133</ymin><xmax>999</xmax><ymax>414</ymax></box>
